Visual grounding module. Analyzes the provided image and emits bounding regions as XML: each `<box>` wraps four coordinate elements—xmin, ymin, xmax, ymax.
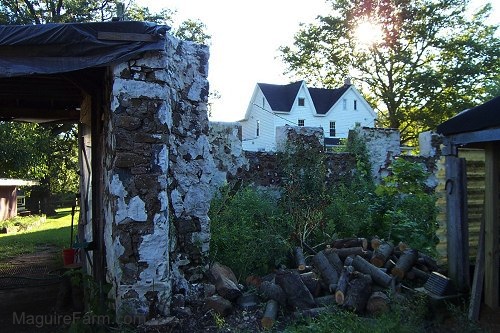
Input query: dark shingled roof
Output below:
<box><xmin>436</xmin><ymin>96</ymin><xmax>500</xmax><ymax>135</ymax></box>
<box><xmin>258</xmin><ymin>81</ymin><xmax>303</xmax><ymax>112</ymax></box>
<box><xmin>309</xmin><ymin>86</ymin><xmax>350</xmax><ymax>115</ymax></box>
<box><xmin>258</xmin><ymin>80</ymin><xmax>350</xmax><ymax>114</ymax></box>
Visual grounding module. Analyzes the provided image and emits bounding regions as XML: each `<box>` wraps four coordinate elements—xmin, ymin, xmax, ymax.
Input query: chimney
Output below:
<box><xmin>344</xmin><ymin>77</ymin><xmax>352</xmax><ymax>86</ymax></box>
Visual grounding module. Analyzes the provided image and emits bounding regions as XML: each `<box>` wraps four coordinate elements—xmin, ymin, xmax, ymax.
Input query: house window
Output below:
<box><xmin>342</xmin><ymin>99</ymin><xmax>347</xmax><ymax>110</ymax></box>
<box><xmin>256</xmin><ymin>120</ymin><xmax>260</xmax><ymax>137</ymax></box>
<box><xmin>329</xmin><ymin>121</ymin><xmax>336</xmax><ymax>137</ymax></box>
<box><xmin>298</xmin><ymin>119</ymin><xmax>305</xmax><ymax>127</ymax></box>
<box><xmin>355</xmin><ymin>122</ymin><xmax>361</xmax><ymax>127</ymax></box>
<box><xmin>354</xmin><ymin>100</ymin><xmax>357</xmax><ymax>110</ymax></box>
<box><xmin>262</xmin><ymin>97</ymin><xmax>265</xmax><ymax>108</ymax></box>
<box><xmin>298</xmin><ymin>98</ymin><xmax>305</xmax><ymax>106</ymax></box>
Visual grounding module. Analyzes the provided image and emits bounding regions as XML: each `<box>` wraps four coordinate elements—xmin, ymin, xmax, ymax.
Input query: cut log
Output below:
<box><xmin>397</xmin><ymin>241</ymin><xmax>408</xmax><ymax>252</ymax></box>
<box><xmin>335</xmin><ymin>265</ymin><xmax>354</xmax><ymax>305</ymax></box>
<box><xmin>312</xmin><ymin>251</ymin><xmax>339</xmax><ymax>292</ymax></box>
<box><xmin>384</xmin><ymin>259</ymin><xmax>397</xmax><ymax>275</ymax></box>
<box><xmin>261</xmin><ymin>299</ymin><xmax>279</xmax><ymax>329</ymax></box>
<box><xmin>417</xmin><ymin>252</ymin><xmax>439</xmax><ymax>272</ymax></box>
<box><xmin>323</xmin><ymin>248</ymin><xmax>344</xmax><ymax>274</ymax></box>
<box><xmin>294</xmin><ymin>246</ymin><xmax>306</xmax><ymax>271</ymax></box>
<box><xmin>392</xmin><ymin>249</ymin><xmax>419</xmax><ymax>280</ymax></box>
<box><xmin>370</xmin><ymin>241</ymin><xmax>394</xmax><ymax>267</ymax></box>
<box><xmin>352</xmin><ymin>255</ymin><xmax>392</xmax><ymax>287</ymax></box>
<box><xmin>344</xmin><ymin>272</ymin><xmax>372</xmax><ymax>312</ymax></box>
<box><xmin>292</xmin><ymin>306</ymin><xmax>336</xmax><ymax>319</ymax></box>
<box><xmin>406</xmin><ymin>267</ymin><xmax>430</xmax><ymax>281</ymax></box>
<box><xmin>366</xmin><ymin>291</ymin><xmax>390</xmax><ymax>315</ymax></box>
<box><xmin>332</xmin><ymin>237</ymin><xmax>368</xmax><ymax>250</ymax></box>
<box><xmin>370</xmin><ymin>237</ymin><xmax>381</xmax><ymax>250</ymax></box>
<box><xmin>275</xmin><ymin>269</ymin><xmax>316</xmax><ymax>310</ymax></box>
<box><xmin>300</xmin><ymin>271</ymin><xmax>322</xmax><ymax>297</ymax></box>
<box><xmin>331</xmin><ymin>247</ymin><xmax>367</xmax><ymax>260</ymax></box>
<box><xmin>258</xmin><ymin>280</ymin><xmax>287</xmax><ymax>306</ymax></box>
<box><xmin>314</xmin><ymin>294</ymin><xmax>337</xmax><ymax>307</ymax></box>
<box><xmin>344</xmin><ymin>255</ymin><xmax>354</xmax><ymax>267</ymax></box>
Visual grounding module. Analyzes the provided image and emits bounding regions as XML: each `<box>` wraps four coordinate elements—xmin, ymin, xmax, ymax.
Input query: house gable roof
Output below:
<box><xmin>308</xmin><ymin>85</ymin><xmax>350</xmax><ymax>115</ymax></box>
<box><xmin>258</xmin><ymin>81</ymin><xmax>304</xmax><ymax>112</ymax></box>
<box><xmin>437</xmin><ymin>96</ymin><xmax>500</xmax><ymax>135</ymax></box>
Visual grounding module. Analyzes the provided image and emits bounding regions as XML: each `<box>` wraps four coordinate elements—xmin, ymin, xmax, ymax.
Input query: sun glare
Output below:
<box><xmin>355</xmin><ymin>20</ymin><xmax>383</xmax><ymax>47</ymax></box>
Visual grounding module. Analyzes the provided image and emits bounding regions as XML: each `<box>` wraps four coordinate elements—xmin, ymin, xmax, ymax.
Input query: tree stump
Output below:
<box><xmin>275</xmin><ymin>270</ymin><xmax>316</xmax><ymax>310</ymax></box>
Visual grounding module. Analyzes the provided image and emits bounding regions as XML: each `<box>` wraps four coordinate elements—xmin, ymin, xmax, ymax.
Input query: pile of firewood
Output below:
<box><xmin>250</xmin><ymin>237</ymin><xmax>442</xmax><ymax>329</ymax></box>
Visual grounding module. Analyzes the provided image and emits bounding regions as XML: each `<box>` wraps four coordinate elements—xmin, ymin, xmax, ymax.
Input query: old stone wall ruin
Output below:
<box><xmin>92</xmin><ymin>28</ymin><xmax>442</xmax><ymax>321</ymax></box>
<box><xmin>101</xmin><ymin>33</ymin><xmax>214</xmax><ymax>320</ymax></box>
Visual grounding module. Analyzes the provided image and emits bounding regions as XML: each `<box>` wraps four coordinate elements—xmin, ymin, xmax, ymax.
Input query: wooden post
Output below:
<box><xmin>445</xmin><ymin>156</ymin><xmax>469</xmax><ymax>292</ymax></box>
<box><xmin>484</xmin><ymin>143</ymin><xmax>499</xmax><ymax>309</ymax></box>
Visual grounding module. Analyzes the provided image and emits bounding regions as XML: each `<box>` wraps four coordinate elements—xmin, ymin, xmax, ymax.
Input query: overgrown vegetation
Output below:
<box><xmin>209</xmin><ymin>132</ymin><xmax>439</xmax><ymax>278</ymax></box>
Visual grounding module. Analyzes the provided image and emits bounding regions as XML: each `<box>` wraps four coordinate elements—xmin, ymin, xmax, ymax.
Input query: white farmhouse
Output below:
<box><xmin>239</xmin><ymin>80</ymin><xmax>377</xmax><ymax>151</ymax></box>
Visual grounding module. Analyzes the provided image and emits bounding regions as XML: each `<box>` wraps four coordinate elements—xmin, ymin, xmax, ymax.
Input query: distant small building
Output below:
<box><xmin>239</xmin><ymin>80</ymin><xmax>377</xmax><ymax>151</ymax></box>
<box><xmin>0</xmin><ymin>179</ymin><xmax>39</xmax><ymax>221</ymax></box>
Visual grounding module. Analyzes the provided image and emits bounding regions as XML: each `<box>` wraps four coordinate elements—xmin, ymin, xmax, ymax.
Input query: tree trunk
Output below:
<box><xmin>352</xmin><ymin>255</ymin><xmax>393</xmax><ymax>287</ymax></box>
<box><xmin>312</xmin><ymin>251</ymin><xmax>339</xmax><ymax>292</ymax></box>
<box><xmin>335</xmin><ymin>265</ymin><xmax>354</xmax><ymax>305</ymax></box>
<box><xmin>332</xmin><ymin>237</ymin><xmax>368</xmax><ymax>250</ymax></box>
<box><xmin>344</xmin><ymin>272</ymin><xmax>372</xmax><ymax>312</ymax></box>
<box><xmin>261</xmin><ymin>299</ymin><xmax>279</xmax><ymax>329</ymax></box>
<box><xmin>366</xmin><ymin>291</ymin><xmax>390</xmax><ymax>315</ymax></box>
<box><xmin>370</xmin><ymin>242</ymin><xmax>394</xmax><ymax>267</ymax></box>
<box><xmin>392</xmin><ymin>249</ymin><xmax>419</xmax><ymax>280</ymax></box>
<box><xmin>275</xmin><ymin>269</ymin><xmax>316</xmax><ymax>310</ymax></box>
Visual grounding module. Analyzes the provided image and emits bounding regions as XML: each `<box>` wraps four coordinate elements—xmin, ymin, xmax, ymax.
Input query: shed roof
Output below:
<box><xmin>0</xmin><ymin>21</ymin><xmax>167</xmax><ymax>77</ymax></box>
<box><xmin>436</xmin><ymin>96</ymin><xmax>500</xmax><ymax>135</ymax></box>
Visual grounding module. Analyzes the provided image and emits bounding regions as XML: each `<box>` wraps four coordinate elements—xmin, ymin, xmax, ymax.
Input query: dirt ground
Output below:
<box><xmin>1</xmin><ymin>248</ymin><xmax>500</xmax><ymax>333</ymax></box>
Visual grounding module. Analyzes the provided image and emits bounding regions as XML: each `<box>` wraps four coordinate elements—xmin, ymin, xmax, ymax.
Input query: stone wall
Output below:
<box><xmin>103</xmin><ymin>33</ymin><xmax>213</xmax><ymax>320</ymax></box>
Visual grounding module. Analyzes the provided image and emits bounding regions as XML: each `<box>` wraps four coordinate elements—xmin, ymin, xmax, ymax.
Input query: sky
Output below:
<box><xmin>136</xmin><ymin>0</ymin><xmax>500</xmax><ymax>122</ymax></box>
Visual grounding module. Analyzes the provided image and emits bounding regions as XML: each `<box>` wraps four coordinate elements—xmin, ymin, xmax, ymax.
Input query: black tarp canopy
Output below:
<box><xmin>437</xmin><ymin>96</ymin><xmax>500</xmax><ymax>136</ymax></box>
<box><xmin>0</xmin><ymin>21</ymin><xmax>168</xmax><ymax>77</ymax></box>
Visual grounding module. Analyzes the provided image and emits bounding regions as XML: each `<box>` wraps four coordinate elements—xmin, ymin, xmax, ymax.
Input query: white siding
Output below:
<box><xmin>240</xmin><ymin>83</ymin><xmax>377</xmax><ymax>151</ymax></box>
<box><xmin>241</xmin><ymin>88</ymin><xmax>277</xmax><ymax>151</ymax></box>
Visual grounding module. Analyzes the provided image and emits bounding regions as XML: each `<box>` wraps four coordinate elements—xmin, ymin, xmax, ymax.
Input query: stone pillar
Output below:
<box><xmin>103</xmin><ymin>33</ymin><xmax>213</xmax><ymax>320</ymax></box>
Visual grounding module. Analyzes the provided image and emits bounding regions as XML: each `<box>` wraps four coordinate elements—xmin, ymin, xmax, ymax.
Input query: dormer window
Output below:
<box><xmin>342</xmin><ymin>99</ymin><xmax>347</xmax><ymax>110</ymax></box>
<box><xmin>298</xmin><ymin>119</ymin><xmax>305</xmax><ymax>127</ymax></box>
<box><xmin>354</xmin><ymin>100</ymin><xmax>357</xmax><ymax>110</ymax></box>
<box><xmin>298</xmin><ymin>98</ymin><xmax>305</xmax><ymax>106</ymax></box>
<box><xmin>262</xmin><ymin>97</ymin><xmax>265</xmax><ymax>108</ymax></box>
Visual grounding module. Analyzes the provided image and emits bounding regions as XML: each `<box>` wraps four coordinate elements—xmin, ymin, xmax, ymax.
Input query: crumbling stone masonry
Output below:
<box><xmin>102</xmin><ymin>33</ymin><xmax>214</xmax><ymax>320</ymax></box>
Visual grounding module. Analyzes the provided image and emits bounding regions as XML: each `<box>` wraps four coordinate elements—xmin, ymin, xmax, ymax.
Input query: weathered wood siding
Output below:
<box><xmin>435</xmin><ymin>148</ymin><xmax>485</xmax><ymax>264</ymax></box>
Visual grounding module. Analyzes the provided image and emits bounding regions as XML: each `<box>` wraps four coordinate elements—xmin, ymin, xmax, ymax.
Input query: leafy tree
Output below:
<box><xmin>0</xmin><ymin>122</ymin><xmax>50</xmax><ymax>179</ymax></box>
<box><xmin>279</xmin><ymin>0</ymin><xmax>500</xmax><ymax>144</ymax></box>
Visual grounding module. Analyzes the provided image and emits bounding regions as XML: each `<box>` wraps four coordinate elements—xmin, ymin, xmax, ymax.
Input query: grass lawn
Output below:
<box><xmin>0</xmin><ymin>207</ymin><xmax>78</xmax><ymax>263</ymax></box>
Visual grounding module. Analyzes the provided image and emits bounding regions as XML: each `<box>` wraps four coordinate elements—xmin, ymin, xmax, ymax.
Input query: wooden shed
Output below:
<box><xmin>0</xmin><ymin>178</ymin><xmax>38</xmax><ymax>221</ymax></box>
<box><xmin>436</xmin><ymin>95</ymin><xmax>500</xmax><ymax>313</ymax></box>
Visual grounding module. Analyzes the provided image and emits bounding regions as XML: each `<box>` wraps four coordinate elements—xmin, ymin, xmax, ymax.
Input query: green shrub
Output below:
<box><xmin>209</xmin><ymin>184</ymin><xmax>291</xmax><ymax>280</ymax></box>
<box><xmin>373</xmin><ymin>158</ymin><xmax>439</xmax><ymax>255</ymax></box>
